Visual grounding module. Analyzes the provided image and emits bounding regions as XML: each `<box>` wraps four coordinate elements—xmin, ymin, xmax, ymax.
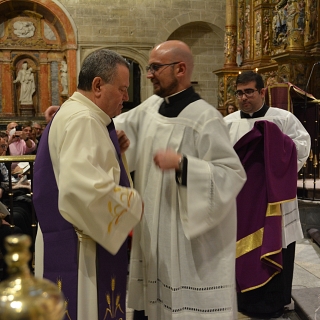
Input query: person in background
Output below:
<box><xmin>6</xmin><ymin>121</ymin><xmax>36</xmax><ymax>156</ymax></box>
<box><xmin>224</xmin><ymin>99</ymin><xmax>238</xmax><ymax>115</ymax></box>
<box><xmin>44</xmin><ymin>105</ymin><xmax>60</xmax><ymax>123</ymax></box>
<box><xmin>0</xmin><ymin>136</ymin><xmax>33</xmax><ymax>278</ymax></box>
<box><xmin>224</xmin><ymin>70</ymin><xmax>311</xmax><ymax>319</ymax></box>
<box><xmin>33</xmin><ymin>48</ymin><xmax>144</xmax><ymax>320</ymax></box>
<box><xmin>114</xmin><ymin>40</ymin><xmax>246</xmax><ymax>319</ymax></box>
<box><xmin>28</xmin><ymin>127</ymin><xmax>38</xmax><ymax>155</ymax></box>
<box><xmin>0</xmin><ymin>132</ymin><xmax>8</xmax><ymax>156</ymax></box>
<box><xmin>32</xmin><ymin>121</ymin><xmax>42</xmax><ymax>146</ymax></box>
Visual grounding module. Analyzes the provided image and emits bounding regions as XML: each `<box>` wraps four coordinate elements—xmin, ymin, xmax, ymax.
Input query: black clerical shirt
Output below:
<box><xmin>158</xmin><ymin>86</ymin><xmax>201</xmax><ymax>185</ymax></box>
<box><xmin>158</xmin><ymin>86</ymin><xmax>201</xmax><ymax>117</ymax></box>
<box><xmin>240</xmin><ymin>104</ymin><xmax>270</xmax><ymax>118</ymax></box>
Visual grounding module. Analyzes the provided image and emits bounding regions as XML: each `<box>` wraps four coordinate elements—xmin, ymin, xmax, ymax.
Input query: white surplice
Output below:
<box><xmin>224</xmin><ymin>107</ymin><xmax>311</xmax><ymax>247</ymax></box>
<box><xmin>35</xmin><ymin>92</ymin><xmax>143</xmax><ymax>320</ymax></box>
<box><xmin>115</xmin><ymin>95</ymin><xmax>246</xmax><ymax>319</ymax></box>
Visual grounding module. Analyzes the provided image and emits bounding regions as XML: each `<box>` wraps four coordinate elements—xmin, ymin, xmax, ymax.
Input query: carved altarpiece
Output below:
<box><xmin>0</xmin><ymin>0</ymin><xmax>77</xmax><ymax>123</ymax></box>
<box><xmin>215</xmin><ymin>0</ymin><xmax>320</xmax><ymax>115</ymax></box>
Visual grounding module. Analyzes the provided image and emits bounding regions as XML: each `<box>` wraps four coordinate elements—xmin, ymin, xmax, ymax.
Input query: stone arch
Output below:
<box><xmin>153</xmin><ymin>17</ymin><xmax>225</xmax><ymax>107</ymax></box>
<box><xmin>0</xmin><ymin>0</ymin><xmax>77</xmax><ymax>120</ymax></box>
<box><xmin>109</xmin><ymin>46</ymin><xmax>154</xmax><ymax>101</ymax></box>
<box><xmin>155</xmin><ymin>12</ymin><xmax>225</xmax><ymax>44</ymax></box>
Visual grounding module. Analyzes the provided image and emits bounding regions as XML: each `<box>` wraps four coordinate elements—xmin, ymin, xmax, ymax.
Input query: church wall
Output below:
<box><xmin>0</xmin><ymin>0</ymin><xmax>227</xmax><ymax>124</ymax></box>
<box><xmin>57</xmin><ymin>0</ymin><xmax>226</xmax><ymax>107</ymax></box>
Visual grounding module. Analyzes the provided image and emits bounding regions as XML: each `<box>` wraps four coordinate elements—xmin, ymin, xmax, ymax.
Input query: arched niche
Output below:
<box><xmin>0</xmin><ymin>0</ymin><xmax>77</xmax><ymax>120</ymax></box>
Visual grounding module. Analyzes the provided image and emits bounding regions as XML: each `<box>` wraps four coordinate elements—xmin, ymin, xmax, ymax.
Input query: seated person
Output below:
<box><xmin>0</xmin><ymin>138</ymin><xmax>34</xmax><ymax>238</ymax></box>
<box><xmin>0</xmin><ymin>138</ymin><xmax>35</xmax><ymax>277</ymax></box>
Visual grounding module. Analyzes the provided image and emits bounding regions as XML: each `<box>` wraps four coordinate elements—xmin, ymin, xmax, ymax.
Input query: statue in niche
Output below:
<box><xmin>273</xmin><ymin>0</ymin><xmax>288</xmax><ymax>46</ymax></box>
<box><xmin>60</xmin><ymin>61</ymin><xmax>68</xmax><ymax>95</ymax></box>
<box><xmin>13</xmin><ymin>21</ymin><xmax>35</xmax><ymax>38</ymax></box>
<box><xmin>13</xmin><ymin>61</ymin><xmax>36</xmax><ymax>105</ymax></box>
<box><xmin>286</xmin><ymin>0</ymin><xmax>299</xmax><ymax>35</ymax></box>
<box><xmin>236</xmin><ymin>44</ymin><xmax>243</xmax><ymax>67</ymax></box>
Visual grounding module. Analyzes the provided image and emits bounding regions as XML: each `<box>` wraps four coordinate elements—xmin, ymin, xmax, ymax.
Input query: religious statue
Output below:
<box><xmin>13</xmin><ymin>62</ymin><xmax>36</xmax><ymax>105</ymax></box>
<box><xmin>60</xmin><ymin>60</ymin><xmax>68</xmax><ymax>95</ymax></box>
<box><xmin>236</xmin><ymin>45</ymin><xmax>243</xmax><ymax>67</ymax></box>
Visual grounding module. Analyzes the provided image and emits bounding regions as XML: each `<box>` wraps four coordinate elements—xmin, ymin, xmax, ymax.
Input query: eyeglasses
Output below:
<box><xmin>235</xmin><ymin>89</ymin><xmax>259</xmax><ymax>99</ymax></box>
<box><xmin>146</xmin><ymin>62</ymin><xmax>181</xmax><ymax>74</ymax></box>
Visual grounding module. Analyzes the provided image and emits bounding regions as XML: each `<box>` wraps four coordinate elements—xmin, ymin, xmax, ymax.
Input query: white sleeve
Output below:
<box><xmin>179</xmin><ymin>117</ymin><xmax>247</xmax><ymax>239</ymax></box>
<box><xmin>283</xmin><ymin>113</ymin><xmax>311</xmax><ymax>171</ymax></box>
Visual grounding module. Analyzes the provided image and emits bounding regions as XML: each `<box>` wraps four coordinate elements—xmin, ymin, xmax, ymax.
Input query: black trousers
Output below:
<box><xmin>133</xmin><ymin>310</ymin><xmax>148</xmax><ymax>320</ymax></box>
<box><xmin>237</xmin><ymin>241</ymin><xmax>296</xmax><ymax>316</ymax></box>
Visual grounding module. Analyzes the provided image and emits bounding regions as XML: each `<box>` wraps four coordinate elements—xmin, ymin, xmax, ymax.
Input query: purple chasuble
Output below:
<box><xmin>34</xmin><ymin>116</ymin><xmax>129</xmax><ymax>320</ymax></box>
<box><xmin>234</xmin><ymin>121</ymin><xmax>297</xmax><ymax>293</ymax></box>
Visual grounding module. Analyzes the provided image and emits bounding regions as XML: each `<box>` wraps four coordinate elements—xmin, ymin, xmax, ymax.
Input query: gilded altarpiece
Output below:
<box><xmin>215</xmin><ymin>0</ymin><xmax>320</xmax><ymax>115</ymax></box>
<box><xmin>0</xmin><ymin>0</ymin><xmax>77</xmax><ymax>122</ymax></box>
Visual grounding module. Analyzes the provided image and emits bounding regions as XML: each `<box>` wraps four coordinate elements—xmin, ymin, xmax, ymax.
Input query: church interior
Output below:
<box><xmin>0</xmin><ymin>0</ymin><xmax>320</xmax><ymax>318</ymax></box>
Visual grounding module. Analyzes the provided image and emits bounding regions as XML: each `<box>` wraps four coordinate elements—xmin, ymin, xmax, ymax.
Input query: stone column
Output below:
<box><xmin>1</xmin><ymin>51</ymin><xmax>14</xmax><ymax>115</ymax></box>
<box><xmin>39</xmin><ymin>52</ymin><xmax>49</xmax><ymax>115</ymax></box>
<box><xmin>66</xmin><ymin>49</ymin><xmax>77</xmax><ymax>95</ymax></box>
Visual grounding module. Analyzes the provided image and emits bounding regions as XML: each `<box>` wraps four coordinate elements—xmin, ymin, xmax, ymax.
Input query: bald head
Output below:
<box><xmin>148</xmin><ymin>41</ymin><xmax>194</xmax><ymax>95</ymax></box>
<box><xmin>152</xmin><ymin>41</ymin><xmax>194</xmax><ymax>79</ymax></box>
<box><xmin>7</xmin><ymin>122</ymin><xmax>18</xmax><ymax>131</ymax></box>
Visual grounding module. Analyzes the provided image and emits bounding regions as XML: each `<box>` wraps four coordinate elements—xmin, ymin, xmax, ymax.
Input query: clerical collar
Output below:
<box><xmin>159</xmin><ymin>86</ymin><xmax>201</xmax><ymax>118</ymax></box>
<box><xmin>164</xmin><ymin>90</ymin><xmax>186</xmax><ymax>104</ymax></box>
<box><xmin>240</xmin><ymin>104</ymin><xmax>269</xmax><ymax>118</ymax></box>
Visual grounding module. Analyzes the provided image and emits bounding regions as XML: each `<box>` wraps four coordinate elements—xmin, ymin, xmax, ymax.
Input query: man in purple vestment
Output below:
<box><xmin>33</xmin><ymin>49</ymin><xmax>144</xmax><ymax>320</ymax></box>
<box><xmin>224</xmin><ymin>71</ymin><xmax>310</xmax><ymax>319</ymax></box>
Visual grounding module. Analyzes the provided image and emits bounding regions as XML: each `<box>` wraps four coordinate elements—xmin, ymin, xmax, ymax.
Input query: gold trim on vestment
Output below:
<box><xmin>241</xmin><ymin>271</ymin><xmax>280</xmax><ymax>293</ymax></box>
<box><xmin>236</xmin><ymin>227</ymin><xmax>264</xmax><ymax>258</ymax></box>
<box><xmin>121</xmin><ymin>154</ymin><xmax>133</xmax><ymax>187</ymax></box>
<box><xmin>266</xmin><ymin>203</ymin><xmax>281</xmax><ymax>217</ymax></box>
<box><xmin>266</xmin><ymin>198</ymin><xmax>296</xmax><ymax>216</ymax></box>
<box><xmin>263</xmin><ymin>254</ymin><xmax>283</xmax><ymax>269</ymax></box>
<box><xmin>74</xmin><ymin>227</ymin><xmax>92</xmax><ymax>240</ymax></box>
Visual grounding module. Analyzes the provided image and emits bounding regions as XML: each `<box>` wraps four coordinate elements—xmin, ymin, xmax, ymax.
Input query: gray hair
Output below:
<box><xmin>77</xmin><ymin>49</ymin><xmax>129</xmax><ymax>91</ymax></box>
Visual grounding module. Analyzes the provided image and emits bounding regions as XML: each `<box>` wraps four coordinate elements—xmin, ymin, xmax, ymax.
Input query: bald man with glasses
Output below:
<box><xmin>115</xmin><ymin>40</ymin><xmax>246</xmax><ymax>320</ymax></box>
<box><xmin>224</xmin><ymin>71</ymin><xmax>310</xmax><ymax>318</ymax></box>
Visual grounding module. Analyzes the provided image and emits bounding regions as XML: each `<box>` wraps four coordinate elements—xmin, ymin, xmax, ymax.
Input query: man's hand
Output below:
<box><xmin>116</xmin><ymin>130</ymin><xmax>130</xmax><ymax>154</ymax></box>
<box><xmin>153</xmin><ymin>149</ymin><xmax>182</xmax><ymax>171</ymax></box>
<box><xmin>19</xmin><ymin>131</ymin><xmax>27</xmax><ymax>141</ymax></box>
<box><xmin>45</xmin><ymin>106</ymin><xmax>59</xmax><ymax>123</ymax></box>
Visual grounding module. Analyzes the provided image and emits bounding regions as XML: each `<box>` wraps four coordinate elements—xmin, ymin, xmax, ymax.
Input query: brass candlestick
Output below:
<box><xmin>0</xmin><ymin>234</ymin><xmax>65</xmax><ymax>319</ymax></box>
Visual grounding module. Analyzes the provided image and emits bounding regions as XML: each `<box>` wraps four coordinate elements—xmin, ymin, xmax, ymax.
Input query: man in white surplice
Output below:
<box><xmin>224</xmin><ymin>71</ymin><xmax>310</xmax><ymax>318</ymax></box>
<box><xmin>114</xmin><ymin>40</ymin><xmax>247</xmax><ymax>319</ymax></box>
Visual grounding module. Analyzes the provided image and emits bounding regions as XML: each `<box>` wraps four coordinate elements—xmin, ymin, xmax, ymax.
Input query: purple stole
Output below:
<box><xmin>34</xmin><ymin>116</ymin><xmax>129</xmax><ymax>320</ymax></box>
<box><xmin>234</xmin><ymin>120</ymin><xmax>297</xmax><ymax>293</ymax></box>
